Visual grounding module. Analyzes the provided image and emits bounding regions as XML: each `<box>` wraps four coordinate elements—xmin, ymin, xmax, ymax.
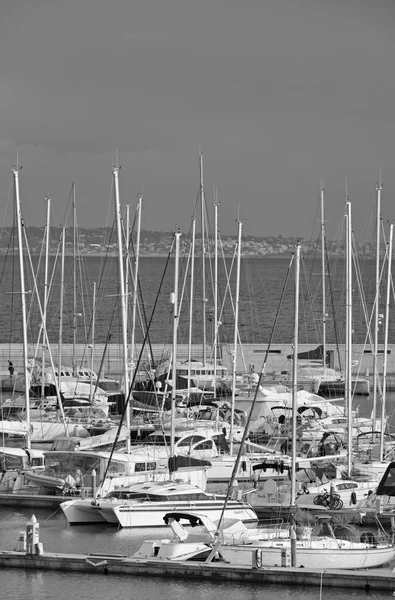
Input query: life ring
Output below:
<box><xmin>350</xmin><ymin>491</ymin><xmax>357</xmax><ymax>505</ymax></box>
<box><xmin>255</xmin><ymin>548</ymin><xmax>263</xmax><ymax>569</ymax></box>
<box><xmin>360</xmin><ymin>532</ymin><xmax>376</xmax><ymax>545</ymax></box>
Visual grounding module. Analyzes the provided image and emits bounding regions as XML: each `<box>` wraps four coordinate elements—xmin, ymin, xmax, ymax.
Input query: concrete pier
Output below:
<box><xmin>1</xmin><ymin>549</ymin><xmax>395</xmax><ymax>592</ymax></box>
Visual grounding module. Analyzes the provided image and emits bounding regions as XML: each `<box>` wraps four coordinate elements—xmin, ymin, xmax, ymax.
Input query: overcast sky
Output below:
<box><xmin>1</xmin><ymin>0</ymin><xmax>394</xmax><ymax>241</ymax></box>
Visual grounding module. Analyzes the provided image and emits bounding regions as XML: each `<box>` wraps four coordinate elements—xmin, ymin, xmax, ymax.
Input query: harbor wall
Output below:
<box><xmin>0</xmin><ymin>343</ymin><xmax>394</xmax><ymax>378</ymax></box>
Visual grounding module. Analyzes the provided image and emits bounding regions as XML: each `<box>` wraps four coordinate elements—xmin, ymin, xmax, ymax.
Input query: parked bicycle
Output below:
<box><xmin>313</xmin><ymin>488</ymin><xmax>343</xmax><ymax>510</ymax></box>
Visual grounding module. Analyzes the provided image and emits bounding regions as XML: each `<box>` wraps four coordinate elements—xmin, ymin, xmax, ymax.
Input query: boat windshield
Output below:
<box><xmin>0</xmin><ymin>453</ymin><xmax>24</xmax><ymax>470</ymax></box>
<box><xmin>44</xmin><ymin>453</ymin><xmax>128</xmax><ymax>480</ymax></box>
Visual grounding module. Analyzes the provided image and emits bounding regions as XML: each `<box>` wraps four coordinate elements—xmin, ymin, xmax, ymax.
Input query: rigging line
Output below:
<box><xmin>324</xmin><ymin>240</ymin><xmax>343</xmax><ymax>372</ymax></box>
<box><xmin>21</xmin><ymin>221</ymin><xmax>68</xmax><ymax>429</ymax></box>
<box><xmin>299</xmin><ymin>256</ymin><xmax>321</xmax><ymax>344</ymax></box>
<box><xmin>125</xmin><ymin>221</ymin><xmax>159</xmax><ymax>370</ymax></box>
<box><xmin>217</xmin><ymin>235</ymin><xmax>248</xmax><ymax>370</ymax></box>
<box><xmin>213</xmin><ymin>251</ymin><xmax>296</xmax><ymax>538</ymax></box>
<box><xmin>102</xmin><ymin>234</ymin><xmax>176</xmax><ymax>483</ymax></box>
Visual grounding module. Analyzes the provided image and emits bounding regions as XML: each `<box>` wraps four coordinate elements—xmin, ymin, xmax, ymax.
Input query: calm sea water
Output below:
<box><xmin>0</xmin><ymin>505</ymin><xmax>390</xmax><ymax>600</ymax></box>
<box><xmin>0</xmin><ymin>254</ymin><xmax>394</xmax><ymax>598</ymax></box>
<box><xmin>0</xmin><ymin>253</ymin><xmax>393</xmax><ymax>348</ymax></box>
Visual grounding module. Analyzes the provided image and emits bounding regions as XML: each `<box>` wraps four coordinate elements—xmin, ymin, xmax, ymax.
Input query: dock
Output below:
<box><xmin>0</xmin><ymin>492</ymin><xmax>67</xmax><ymax>509</ymax></box>
<box><xmin>1</xmin><ymin>548</ymin><xmax>395</xmax><ymax>592</ymax></box>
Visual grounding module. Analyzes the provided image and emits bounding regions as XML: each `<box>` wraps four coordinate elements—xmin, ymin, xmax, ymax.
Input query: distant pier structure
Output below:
<box><xmin>0</xmin><ymin>342</ymin><xmax>395</xmax><ymax>382</ymax></box>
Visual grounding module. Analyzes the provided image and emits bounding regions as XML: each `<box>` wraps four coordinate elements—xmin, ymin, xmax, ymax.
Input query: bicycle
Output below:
<box><xmin>313</xmin><ymin>488</ymin><xmax>343</xmax><ymax>510</ymax></box>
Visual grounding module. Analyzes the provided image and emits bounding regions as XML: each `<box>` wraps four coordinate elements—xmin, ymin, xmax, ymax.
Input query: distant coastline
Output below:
<box><xmin>0</xmin><ymin>225</ymin><xmax>378</xmax><ymax>259</ymax></box>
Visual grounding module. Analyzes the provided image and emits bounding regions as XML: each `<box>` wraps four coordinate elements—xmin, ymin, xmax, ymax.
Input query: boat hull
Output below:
<box><xmin>62</xmin><ymin>498</ymin><xmax>257</xmax><ymax>527</ymax></box>
<box><xmin>219</xmin><ymin>541</ymin><xmax>395</xmax><ymax>569</ymax></box>
<box><xmin>112</xmin><ymin>501</ymin><xmax>257</xmax><ymax>528</ymax></box>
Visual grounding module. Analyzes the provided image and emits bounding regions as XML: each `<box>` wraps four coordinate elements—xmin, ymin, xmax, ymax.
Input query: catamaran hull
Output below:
<box><xmin>112</xmin><ymin>502</ymin><xmax>257</xmax><ymax>528</ymax></box>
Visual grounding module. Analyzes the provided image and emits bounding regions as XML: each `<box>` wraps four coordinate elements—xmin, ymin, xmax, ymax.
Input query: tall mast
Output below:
<box><xmin>345</xmin><ymin>199</ymin><xmax>353</xmax><ymax>478</ymax></box>
<box><xmin>89</xmin><ymin>282</ymin><xmax>96</xmax><ymax>404</ymax></box>
<box><xmin>320</xmin><ymin>181</ymin><xmax>327</xmax><ymax>370</ymax></box>
<box><xmin>213</xmin><ymin>188</ymin><xmax>219</xmax><ymax>390</ymax></box>
<box><xmin>124</xmin><ymin>204</ymin><xmax>130</xmax><ymax>360</ymax></box>
<box><xmin>170</xmin><ymin>230</ymin><xmax>181</xmax><ymax>465</ymax></box>
<box><xmin>230</xmin><ymin>219</ymin><xmax>242</xmax><ymax>456</ymax></box>
<box><xmin>113</xmin><ymin>165</ymin><xmax>131</xmax><ymax>453</ymax></box>
<box><xmin>380</xmin><ymin>223</ymin><xmax>393</xmax><ymax>459</ymax></box>
<box><xmin>290</xmin><ymin>242</ymin><xmax>300</xmax><ymax>506</ymax></box>
<box><xmin>41</xmin><ymin>196</ymin><xmax>51</xmax><ymax>398</ymax></box>
<box><xmin>13</xmin><ymin>167</ymin><xmax>31</xmax><ymax>450</ymax></box>
<box><xmin>130</xmin><ymin>195</ymin><xmax>142</xmax><ymax>372</ymax></box>
<box><xmin>187</xmin><ymin>218</ymin><xmax>196</xmax><ymax>399</ymax></box>
<box><xmin>58</xmin><ymin>223</ymin><xmax>66</xmax><ymax>392</ymax></box>
<box><xmin>199</xmin><ymin>152</ymin><xmax>207</xmax><ymax>365</ymax></box>
<box><xmin>72</xmin><ymin>183</ymin><xmax>77</xmax><ymax>375</ymax></box>
<box><xmin>372</xmin><ymin>176</ymin><xmax>382</xmax><ymax>429</ymax></box>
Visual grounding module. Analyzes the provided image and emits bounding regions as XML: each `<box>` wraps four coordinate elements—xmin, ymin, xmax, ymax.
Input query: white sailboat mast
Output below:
<box><xmin>41</xmin><ymin>196</ymin><xmax>51</xmax><ymax>398</ymax></box>
<box><xmin>171</xmin><ymin>230</ymin><xmax>181</xmax><ymax>463</ymax></box>
<box><xmin>290</xmin><ymin>242</ymin><xmax>300</xmax><ymax>506</ymax></box>
<box><xmin>372</xmin><ymin>177</ymin><xmax>382</xmax><ymax>428</ymax></box>
<box><xmin>113</xmin><ymin>165</ymin><xmax>131</xmax><ymax>453</ymax></box>
<box><xmin>345</xmin><ymin>199</ymin><xmax>353</xmax><ymax>478</ymax></box>
<box><xmin>213</xmin><ymin>189</ymin><xmax>219</xmax><ymax>389</ymax></box>
<box><xmin>320</xmin><ymin>182</ymin><xmax>327</xmax><ymax>370</ymax></box>
<box><xmin>187</xmin><ymin>218</ymin><xmax>196</xmax><ymax>398</ymax></box>
<box><xmin>130</xmin><ymin>195</ymin><xmax>142</xmax><ymax>371</ymax></box>
<box><xmin>13</xmin><ymin>167</ymin><xmax>31</xmax><ymax>450</ymax></box>
<box><xmin>58</xmin><ymin>223</ymin><xmax>66</xmax><ymax>392</ymax></box>
<box><xmin>199</xmin><ymin>152</ymin><xmax>207</xmax><ymax>365</ymax></box>
<box><xmin>89</xmin><ymin>282</ymin><xmax>96</xmax><ymax>404</ymax></box>
<box><xmin>72</xmin><ymin>183</ymin><xmax>77</xmax><ymax>376</ymax></box>
<box><xmin>380</xmin><ymin>223</ymin><xmax>393</xmax><ymax>459</ymax></box>
<box><xmin>230</xmin><ymin>219</ymin><xmax>242</xmax><ymax>456</ymax></box>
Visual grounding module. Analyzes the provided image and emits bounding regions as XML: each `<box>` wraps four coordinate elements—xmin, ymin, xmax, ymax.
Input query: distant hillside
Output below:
<box><xmin>0</xmin><ymin>226</ymin><xmax>375</xmax><ymax>257</ymax></box>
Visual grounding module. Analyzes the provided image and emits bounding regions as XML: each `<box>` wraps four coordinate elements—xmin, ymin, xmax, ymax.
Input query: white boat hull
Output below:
<box><xmin>219</xmin><ymin>540</ymin><xmax>395</xmax><ymax>569</ymax></box>
<box><xmin>112</xmin><ymin>501</ymin><xmax>257</xmax><ymax>528</ymax></box>
<box><xmin>62</xmin><ymin>498</ymin><xmax>257</xmax><ymax>527</ymax></box>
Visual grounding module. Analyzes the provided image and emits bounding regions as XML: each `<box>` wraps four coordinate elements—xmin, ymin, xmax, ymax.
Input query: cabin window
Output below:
<box><xmin>194</xmin><ymin>440</ymin><xmax>214</xmax><ymax>450</ymax></box>
<box><xmin>107</xmin><ymin>460</ymin><xmax>126</xmax><ymax>475</ymax></box>
<box><xmin>177</xmin><ymin>435</ymin><xmax>205</xmax><ymax>446</ymax></box>
<box><xmin>0</xmin><ymin>454</ymin><xmax>24</xmax><ymax>470</ymax></box>
<box><xmin>134</xmin><ymin>462</ymin><xmax>157</xmax><ymax>472</ymax></box>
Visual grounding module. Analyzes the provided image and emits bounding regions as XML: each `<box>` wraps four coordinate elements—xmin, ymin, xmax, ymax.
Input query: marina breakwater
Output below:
<box><xmin>1</xmin><ymin>544</ymin><xmax>395</xmax><ymax>593</ymax></box>
<box><xmin>1</xmin><ymin>342</ymin><xmax>395</xmax><ymax>382</ymax></box>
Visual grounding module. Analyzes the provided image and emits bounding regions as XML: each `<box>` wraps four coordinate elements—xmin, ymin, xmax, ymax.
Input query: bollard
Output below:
<box><xmin>15</xmin><ymin>530</ymin><xmax>26</xmax><ymax>552</ymax></box>
<box><xmin>281</xmin><ymin>546</ymin><xmax>292</xmax><ymax>567</ymax></box>
<box><xmin>26</xmin><ymin>515</ymin><xmax>39</xmax><ymax>554</ymax></box>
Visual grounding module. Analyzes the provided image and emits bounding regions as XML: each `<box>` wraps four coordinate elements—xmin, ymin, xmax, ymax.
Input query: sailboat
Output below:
<box><xmin>133</xmin><ymin>509</ymin><xmax>395</xmax><ymax>569</ymax></box>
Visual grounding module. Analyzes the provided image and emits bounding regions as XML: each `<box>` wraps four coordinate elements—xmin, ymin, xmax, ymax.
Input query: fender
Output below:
<box><xmin>255</xmin><ymin>548</ymin><xmax>263</xmax><ymax>569</ymax></box>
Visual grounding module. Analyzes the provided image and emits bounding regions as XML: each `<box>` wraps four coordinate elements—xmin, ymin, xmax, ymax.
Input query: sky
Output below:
<box><xmin>1</xmin><ymin>0</ymin><xmax>395</xmax><ymax>242</ymax></box>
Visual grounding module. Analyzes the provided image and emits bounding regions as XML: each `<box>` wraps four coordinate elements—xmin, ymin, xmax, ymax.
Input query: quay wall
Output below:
<box><xmin>0</xmin><ymin>551</ymin><xmax>395</xmax><ymax>592</ymax></box>
<box><xmin>0</xmin><ymin>343</ymin><xmax>394</xmax><ymax>378</ymax></box>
